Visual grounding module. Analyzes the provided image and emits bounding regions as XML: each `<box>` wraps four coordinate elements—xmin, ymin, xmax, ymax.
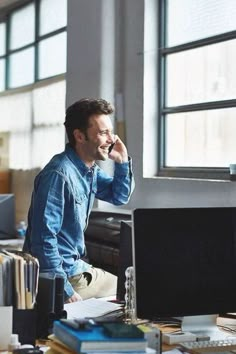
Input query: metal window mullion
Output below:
<box><xmin>0</xmin><ymin>18</ymin><xmax>8</xmax><ymax>91</ymax></box>
<box><xmin>162</xmin><ymin>30</ymin><xmax>236</xmax><ymax>55</ymax></box>
<box><xmin>35</xmin><ymin>0</ymin><xmax>39</xmax><ymax>82</ymax></box>
<box><xmin>158</xmin><ymin>0</ymin><xmax>167</xmax><ymax>170</ymax></box>
<box><xmin>39</xmin><ymin>26</ymin><xmax>67</xmax><ymax>41</ymax></box>
<box><xmin>163</xmin><ymin>99</ymin><xmax>236</xmax><ymax>115</ymax></box>
<box><xmin>5</xmin><ymin>14</ymin><xmax>10</xmax><ymax>90</ymax></box>
<box><xmin>8</xmin><ymin>42</ymin><xmax>35</xmax><ymax>55</ymax></box>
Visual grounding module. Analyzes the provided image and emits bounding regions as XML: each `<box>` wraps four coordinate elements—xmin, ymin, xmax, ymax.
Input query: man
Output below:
<box><xmin>23</xmin><ymin>98</ymin><xmax>134</xmax><ymax>303</ymax></box>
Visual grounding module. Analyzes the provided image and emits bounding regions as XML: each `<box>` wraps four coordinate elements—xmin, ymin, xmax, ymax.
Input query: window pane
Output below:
<box><xmin>167</xmin><ymin>0</ymin><xmax>236</xmax><ymax>46</ymax></box>
<box><xmin>33</xmin><ymin>80</ymin><xmax>66</xmax><ymax>125</ymax></box>
<box><xmin>9</xmin><ymin>3</ymin><xmax>35</xmax><ymax>50</ymax></box>
<box><xmin>32</xmin><ymin>79</ymin><xmax>66</xmax><ymax>168</ymax></box>
<box><xmin>39</xmin><ymin>0</ymin><xmax>67</xmax><ymax>36</ymax></box>
<box><xmin>0</xmin><ymin>59</ymin><xmax>5</xmax><ymax>92</ymax></box>
<box><xmin>9</xmin><ymin>132</ymin><xmax>31</xmax><ymax>169</ymax></box>
<box><xmin>9</xmin><ymin>47</ymin><xmax>34</xmax><ymax>88</ymax></box>
<box><xmin>38</xmin><ymin>32</ymin><xmax>67</xmax><ymax>79</ymax></box>
<box><xmin>166</xmin><ymin>39</ymin><xmax>236</xmax><ymax>106</ymax></box>
<box><xmin>32</xmin><ymin>126</ymin><xmax>65</xmax><ymax>168</ymax></box>
<box><xmin>0</xmin><ymin>91</ymin><xmax>32</xmax><ymax>131</ymax></box>
<box><xmin>165</xmin><ymin>108</ymin><xmax>236</xmax><ymax>168</ymax></box>
<box><xmin>0</xmin><ymin>22</ymin><xmax>6</xmax><ymax>55</ymax></box>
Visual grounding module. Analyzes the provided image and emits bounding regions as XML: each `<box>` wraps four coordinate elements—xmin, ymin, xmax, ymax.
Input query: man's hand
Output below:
<box><xmin>65</xmin><ymin>291</ymin><xmax>83</xmax><ymax>303</ymax></box>
<box><xmin>108</xmin><ymin>135</ymin><xmax>128</xmax><ymax>163</ymax></box>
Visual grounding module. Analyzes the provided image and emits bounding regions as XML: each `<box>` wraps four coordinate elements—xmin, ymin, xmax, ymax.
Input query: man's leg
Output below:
<box><xmin>68</xmin><ymin>267</ymin><xmax>117</xmax><ymax>300</ymax></box>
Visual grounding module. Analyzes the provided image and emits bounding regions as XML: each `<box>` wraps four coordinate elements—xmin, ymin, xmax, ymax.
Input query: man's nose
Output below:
<box><xmin>107</xmin><ymin>133</ymin><xmax>115</xmax><ymax>143</ymax></box>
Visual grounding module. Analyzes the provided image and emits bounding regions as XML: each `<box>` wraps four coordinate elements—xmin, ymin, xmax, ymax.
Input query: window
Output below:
<box><xmin>0</xmin><ymin>79</ymin><xmax>66</xmax><ymax>169</ymax></box>
<box><xmin>0</xmin><ymin>0</ymin><xmax>67</xmax><ymax>170</ymax></box>
<box><xmin>158</xmin><ymin>0</ymin><xmax>236</xmax><ymax>179</ymax></box>
<box><xmin>0</xmin><ymin>0</ymin><xmax>67</xmax><ymax>91</ymax></box>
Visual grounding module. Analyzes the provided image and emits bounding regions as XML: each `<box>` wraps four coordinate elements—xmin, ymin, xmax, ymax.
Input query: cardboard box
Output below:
<box><xmin>0</xmin><ymin>132</ymin><xmax>9</xmax><ymax>170</ymax></box>
<box><xmin>0</xmin><ymin>170</ymin><xmax>11</xmax><ymax>193</ymax></box>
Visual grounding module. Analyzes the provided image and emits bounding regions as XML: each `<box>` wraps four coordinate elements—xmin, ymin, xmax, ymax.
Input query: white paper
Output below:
<box><xmin>64</xmin><ymin>297</ymin><xmax>122</xmax><ymax>319</ymax></box>
<box><xmin>0</xmin><ymin>306</ymin><xmax>13</xmax><ymax>350</ymax></box>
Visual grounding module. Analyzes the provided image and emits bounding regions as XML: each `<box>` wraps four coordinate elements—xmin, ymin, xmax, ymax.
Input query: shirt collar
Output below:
<box><xmin>65</xmin><ymin>143</ymin><xmax>97</xmax><ymax>176</ymax></box>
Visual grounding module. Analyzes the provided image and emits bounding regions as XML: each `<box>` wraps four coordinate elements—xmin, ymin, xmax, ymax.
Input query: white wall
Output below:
<box><xmin>67</xmin><ymin>0</ymin><xmax>236</xmax><ymax>211</ymax></box>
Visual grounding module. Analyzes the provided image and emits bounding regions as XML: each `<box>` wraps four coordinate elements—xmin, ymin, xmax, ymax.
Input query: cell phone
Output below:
<box><xmin>108</xmin><ymin>143</ymin><xmax>115</xmax><ymax>153</ymax></box>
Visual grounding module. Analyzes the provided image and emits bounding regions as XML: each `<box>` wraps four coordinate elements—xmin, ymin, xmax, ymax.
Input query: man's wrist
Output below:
<box><xmin>116</xmin><ymin>155</ymin><xmax>128</xmax><ymax>163</ymax></box>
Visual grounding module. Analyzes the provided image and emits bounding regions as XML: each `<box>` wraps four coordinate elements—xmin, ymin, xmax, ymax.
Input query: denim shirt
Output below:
<box><xmin>23</xmin><ymin>144</ymin><xmax>134</xmax><ymax>299</ymax></box>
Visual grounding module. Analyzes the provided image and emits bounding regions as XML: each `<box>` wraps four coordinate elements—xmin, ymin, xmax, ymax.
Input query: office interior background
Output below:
<box><xmin>1</xmin><ymin>0</ymin><xmax>236</xmax><ymax>225</ymax></box>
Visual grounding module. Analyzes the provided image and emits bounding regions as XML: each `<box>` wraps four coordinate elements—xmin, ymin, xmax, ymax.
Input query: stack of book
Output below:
<box><xmin>47</xmin><ymin>319</ymin><xmax>149</xmax><ymax>354</ymax></box>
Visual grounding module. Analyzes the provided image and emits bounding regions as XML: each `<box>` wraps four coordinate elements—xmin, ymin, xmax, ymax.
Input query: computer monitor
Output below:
<box><xmin>132</xmin><ymin>207</ymin><xmax>236</xmax><ymax>340</ymax></box>
<box><xmin>0</xmin><ymin>194</ymin><xmax>16</xmax><ymax>239</ymax></box>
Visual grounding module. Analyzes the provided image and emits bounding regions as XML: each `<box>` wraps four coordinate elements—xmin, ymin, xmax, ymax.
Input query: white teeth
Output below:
<box><xmin>101</xmin><ymin>147</ymin><xmax>109</xmax><ymax>153</ymax></box>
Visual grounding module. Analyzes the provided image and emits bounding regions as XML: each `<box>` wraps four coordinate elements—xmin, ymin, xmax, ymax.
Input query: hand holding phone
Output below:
<box><xmin>108</xmin><ymin>135</ymin><xmax>128</xmax><ymax>163</ymax></box>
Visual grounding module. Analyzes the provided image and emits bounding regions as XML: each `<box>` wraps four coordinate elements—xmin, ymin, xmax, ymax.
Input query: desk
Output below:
<box><xmin>0</xmin><ymin>238</ymin><xmax>24</xmax><ymax>250</ymax></box>
<box><xmin>4</xmin><ymin>309</ymin><xmax>236</xmax><ymax>353</ymax></box>
<box><xmin>22</xmin><ymin>319</ymin><xmax>236</xmax><ymax>354</ymax></box>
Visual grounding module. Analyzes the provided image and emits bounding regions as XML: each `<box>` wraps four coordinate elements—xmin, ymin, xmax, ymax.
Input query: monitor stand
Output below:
<box><xmin>181</xmin><ymin>314</ymin><xmax>229</xmax><ymax>340</ymax></box>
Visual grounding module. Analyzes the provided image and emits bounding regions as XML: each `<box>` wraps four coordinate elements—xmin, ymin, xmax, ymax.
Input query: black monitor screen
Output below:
<box><xmin>132</xmin><ymin>207</ymin><xmax>236</xmax><ymax>320</ymax></box>
<box><xmin>0</xmin><ymin>194</ymin><xmax>16</xmax><ymax>239</ymax></box>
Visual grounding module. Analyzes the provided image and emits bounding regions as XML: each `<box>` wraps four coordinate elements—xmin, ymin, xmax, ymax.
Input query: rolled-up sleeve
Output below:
<box><xmin>96</xmin><ymin>156</ymin><xmax>135</xmax><ymax>205</ymax></box>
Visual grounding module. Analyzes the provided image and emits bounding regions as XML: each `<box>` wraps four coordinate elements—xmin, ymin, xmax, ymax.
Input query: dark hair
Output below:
<box><xmin>64</xmin><ymin>98</ymin><xmax>114</xmax><ymax>146</ymax></box>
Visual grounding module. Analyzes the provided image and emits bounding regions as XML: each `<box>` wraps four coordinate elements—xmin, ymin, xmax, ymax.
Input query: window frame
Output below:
<box><xmin>0</xmin><ymin>0</ymin><xmax>67</xmax><ymax>92</ymax></box>
<box><xmin>157</xmin><ymin>0</ymin><xmax>236</xmax><ymax>180</ymax></box>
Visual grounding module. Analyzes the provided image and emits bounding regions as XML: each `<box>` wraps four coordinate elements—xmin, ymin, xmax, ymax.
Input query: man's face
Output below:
<box><xmin>80</xmin><ymin>114</ymin><xmax>114</xmax><ymax>162</ymax></box>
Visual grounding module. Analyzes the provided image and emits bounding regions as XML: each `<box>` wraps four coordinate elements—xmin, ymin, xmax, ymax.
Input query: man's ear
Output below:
<box><xmin>73</xmin><ymin>129</ymin><xmax>85</xmax><ymax>143</ymax></box>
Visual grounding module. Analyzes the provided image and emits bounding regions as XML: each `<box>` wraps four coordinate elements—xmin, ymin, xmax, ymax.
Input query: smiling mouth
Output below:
<box><xmin>100</xmin><ymin>146</ymin><xmax>109</xmax><ymax>154</ymax></box>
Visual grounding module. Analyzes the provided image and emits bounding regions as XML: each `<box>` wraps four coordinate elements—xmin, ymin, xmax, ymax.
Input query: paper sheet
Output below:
<box><xmin>64</xmin><ymin>297</ymin><xmax>122</xmax><ymax>319</ymax></box>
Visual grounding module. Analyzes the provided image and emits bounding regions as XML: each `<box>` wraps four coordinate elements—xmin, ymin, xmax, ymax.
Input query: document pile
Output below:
<box><xmin>0</xmin><ymin>249</ymin><xmax>39</xmax><ymax>309</ymax></box>
<box><xmin>64</xmin><ymin>298</ymin><xmax>124</xmax><ymax>320</ymax></box>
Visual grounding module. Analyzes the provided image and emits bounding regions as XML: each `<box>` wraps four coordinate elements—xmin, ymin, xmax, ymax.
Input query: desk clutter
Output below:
<box><xmin>34</xmin><ymin>298</ymin><xmax>159</xmax><ymax>354</ymax></box>
<box><xmin>0</xmin><ymin>253</ymin><xmax>68</xmax><ymax>351</ymax></box>
<box><xmin>45</xmin><ymin>320</ymin><xmax>160</xmax><ymax>354</ymax></box>
<box><xmin>0</xmin><ymin>249</ymin><xmax>39</xmax><ymax>350</ymax></box>
<box><xmin>2</xmin><ymin>250</ymin><xmax>236</xmax><ymax>354</ymax></box>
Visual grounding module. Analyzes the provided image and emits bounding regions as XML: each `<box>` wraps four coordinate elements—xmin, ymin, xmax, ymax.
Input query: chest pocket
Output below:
<box><xmin>74</xmin><ymin>193</ymin><xmax>87</xmax><ymax>205</ymax></box>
